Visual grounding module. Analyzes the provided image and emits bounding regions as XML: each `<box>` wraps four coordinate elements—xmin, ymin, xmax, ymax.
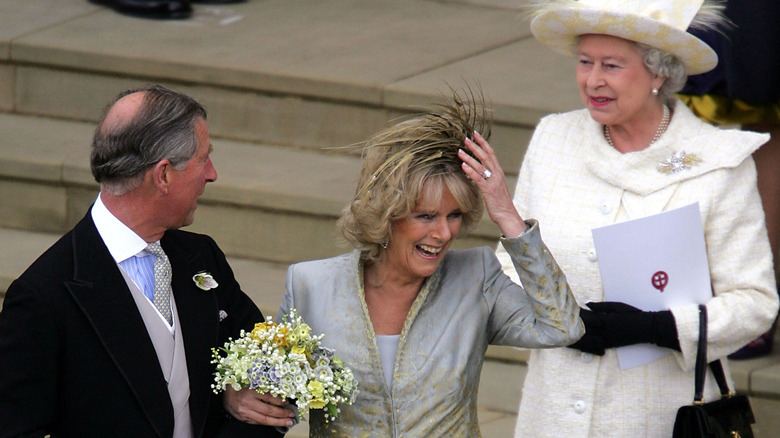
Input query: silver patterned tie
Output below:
<box><xmin>145</xmin><ymin>241</ymin><xmax>172</xmax><ymax>325</ymax></box>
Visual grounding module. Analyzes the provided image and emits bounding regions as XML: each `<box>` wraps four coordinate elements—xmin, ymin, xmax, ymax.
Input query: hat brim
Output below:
<box><xmin>531</xmin><ymin>9</ymin><xmax>717</xmax><ymax>75</ymax></box>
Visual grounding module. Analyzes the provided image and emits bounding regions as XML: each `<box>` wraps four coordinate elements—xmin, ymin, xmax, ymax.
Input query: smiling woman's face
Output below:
<box><xmin>576</xmin><ymin>34</ymin><xmax>663</xmax><ymax>130</ymax></box>
<box><xmin>384</xmin><ymin>183</ymin><xmax>463</xmax><ymax>284</ymax></box>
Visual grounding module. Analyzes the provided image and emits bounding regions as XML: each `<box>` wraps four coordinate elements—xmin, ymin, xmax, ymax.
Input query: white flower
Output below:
<box><xmin>193</xmin><ymin>272</ymin><xmax>219</xmax><ymax>290</ymax></box>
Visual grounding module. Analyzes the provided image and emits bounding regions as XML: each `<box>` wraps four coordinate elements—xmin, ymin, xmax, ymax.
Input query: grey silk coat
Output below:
<box><xmin>279</xmin><ymin>220</ymin><xmax>584</xmax><ymax>437</ymax></box>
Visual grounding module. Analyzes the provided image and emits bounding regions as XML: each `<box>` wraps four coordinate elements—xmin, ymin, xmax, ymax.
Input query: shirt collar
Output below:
<box><xmin>91</xmin><ymin>194</ymin><xmax>150</xmax><ymax>264</ymax></box>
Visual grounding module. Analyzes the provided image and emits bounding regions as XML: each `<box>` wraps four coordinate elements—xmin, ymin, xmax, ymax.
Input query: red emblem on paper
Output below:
<box><xmin>651</xmin><ymin>271</ymin><xmax>668</xmax><ymax>292</ymax></box>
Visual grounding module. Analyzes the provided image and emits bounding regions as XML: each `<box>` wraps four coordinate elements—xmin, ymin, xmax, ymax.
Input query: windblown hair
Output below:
<box><xmin>337</xmin><ymin>89</ymin><xmax>492</xmax><ymax>264</ymax></box>
<box><xmin>90</xmin><ymin>84</ymin><xmax>207</xmax><ymax>195</ymax></box>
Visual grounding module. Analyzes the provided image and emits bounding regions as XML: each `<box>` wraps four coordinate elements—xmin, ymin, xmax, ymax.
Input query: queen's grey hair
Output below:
<box><xmin>90</xmin><ymin>84</ymin><xmax>207</xmax><ymax>195</ymax></box>
<box><xmin>636</xmin><ymin>43</ymin><xmax>687</xmax><ymax>106</ymax></box>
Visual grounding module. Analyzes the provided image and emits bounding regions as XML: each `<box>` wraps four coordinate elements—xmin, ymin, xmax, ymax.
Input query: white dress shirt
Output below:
<box><xmin>91</xmin><ymin>195</ymin><xmax>174</xmax><ymax>330</ymax></box>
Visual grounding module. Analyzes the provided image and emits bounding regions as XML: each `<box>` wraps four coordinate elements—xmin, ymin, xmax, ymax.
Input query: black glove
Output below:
<box><xmin>568</xmin><ymin>301</ymin><xmax>680</xmax><ymax>356</ymax></box>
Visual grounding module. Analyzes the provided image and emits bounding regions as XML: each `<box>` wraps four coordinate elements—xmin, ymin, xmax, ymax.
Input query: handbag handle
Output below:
<box><xmin>694</xmin><ymin>304</ymin><xmax>733</xmax><ymax>403</ymax></box>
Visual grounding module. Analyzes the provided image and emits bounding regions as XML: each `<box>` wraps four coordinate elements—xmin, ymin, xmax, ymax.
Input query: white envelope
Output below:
<box><xmin>591</xmin><ymin>202</ymin><xmax>712</xmax><ymax>369</ymax></box>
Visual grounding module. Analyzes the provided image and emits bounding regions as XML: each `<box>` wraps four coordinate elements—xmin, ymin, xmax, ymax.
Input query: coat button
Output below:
<box><xmin>574</xmin><ymin>400</ymin><xmax>586</xmax><ymax>414</ymax></box>
<box><xmin>599</xmin><ymin>202</ymin><xmax>611</xmax><ymax>215</ymax></box>
<box><xmin>587</xmin><ymin>249</ymin><xmax>597</xmax><ymax>262</ymax></box>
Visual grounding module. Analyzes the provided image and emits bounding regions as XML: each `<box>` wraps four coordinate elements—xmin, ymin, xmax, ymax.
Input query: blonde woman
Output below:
<box><xmin>279</xmin><ymin>91</ymin><xmax>584</xmax><ymax>437</ymax></box>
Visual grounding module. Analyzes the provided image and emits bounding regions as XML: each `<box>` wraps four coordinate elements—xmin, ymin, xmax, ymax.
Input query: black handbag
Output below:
<box><xmin>672</xmin><ymin>305</ymin><xmax>756</xmax><ymax>437</ymax></box>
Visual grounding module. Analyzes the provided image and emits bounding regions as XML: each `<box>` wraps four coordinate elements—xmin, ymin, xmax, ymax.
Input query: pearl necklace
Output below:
<box><xmin>603</xmin><ymin>104</ymin><xmax>670</xmax><ymax>148</ymax></box>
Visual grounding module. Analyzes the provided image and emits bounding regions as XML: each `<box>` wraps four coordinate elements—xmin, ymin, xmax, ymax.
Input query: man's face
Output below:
<box><xmin>165</xmin><ymin>118</ymin><xmax>217</xmax><ymax>228</ymax></box>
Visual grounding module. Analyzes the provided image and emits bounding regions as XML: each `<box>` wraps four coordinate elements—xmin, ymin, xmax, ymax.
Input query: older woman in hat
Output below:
<box><xmin>491</xmin><ymin>0</ymin><xmax>779</xmax><ymax>436</ymax></box>
<box><xmin>279</xmin><ymin>91</ymin><xmax>584</xmax><ymax>437</ymax></box>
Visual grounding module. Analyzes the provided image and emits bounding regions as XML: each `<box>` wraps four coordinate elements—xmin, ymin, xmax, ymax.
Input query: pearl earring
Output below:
<box><xmin>652</xmin><ymin>88</ymin><xmax>659</xmax><ymax>96</ymax></box>
<box><xmin>381</xmin><ymin>241</ymin><xmax>388</xmax><ymax>249</ymax></box>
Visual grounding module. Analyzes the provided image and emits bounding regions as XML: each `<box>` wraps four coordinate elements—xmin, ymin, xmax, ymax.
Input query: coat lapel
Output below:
<box><xmin>583</xmin><ymin>103</ymin><xmax>768</xmax><ymax>198</ymax></box>
<box><xmin>65</xmin><ymin>214</ymin><xmax>173</xmax><ymax>438</ymax></box>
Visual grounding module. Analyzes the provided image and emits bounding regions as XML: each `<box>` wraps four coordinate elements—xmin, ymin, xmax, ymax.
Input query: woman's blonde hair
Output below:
<box><xmin>337</xmin><ymin>88</ymin><xmax>492</xmax><ymax>263</ymax></box>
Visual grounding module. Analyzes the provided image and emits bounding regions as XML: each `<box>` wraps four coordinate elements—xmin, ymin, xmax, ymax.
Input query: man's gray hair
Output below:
<box><xmin>90</xmin><ymin>84</ymin><xmax>207</xmax><ymax>195</ymax></box>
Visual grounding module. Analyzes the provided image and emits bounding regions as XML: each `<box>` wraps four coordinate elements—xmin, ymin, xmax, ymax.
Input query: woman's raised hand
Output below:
<box><xmin>459</xmin><ymin>131</ymin><xmax>527</xmax><ymax>238</ymax></box>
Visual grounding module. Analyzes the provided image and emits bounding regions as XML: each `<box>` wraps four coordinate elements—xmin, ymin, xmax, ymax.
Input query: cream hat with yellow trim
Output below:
<box><xmin>529</xmin><ymin>0</ymin><xmax>723</xmax><ymax>75</ymax></box>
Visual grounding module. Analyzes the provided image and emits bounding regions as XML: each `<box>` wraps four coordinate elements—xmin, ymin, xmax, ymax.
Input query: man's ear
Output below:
<box><xmin>151</xmin><ymin>160</ymin><xmax>172</xmax><ymax>195</ymax></box>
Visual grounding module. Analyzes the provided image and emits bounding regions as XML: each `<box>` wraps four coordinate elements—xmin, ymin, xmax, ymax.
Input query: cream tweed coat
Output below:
<box><xmin>497</xmin><ymin>102</ymin><xmax>779</xmax><ymax>438</ymax></box>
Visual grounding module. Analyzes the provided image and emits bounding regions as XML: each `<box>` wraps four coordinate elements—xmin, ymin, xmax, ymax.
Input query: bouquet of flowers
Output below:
<box><xmin>211</xmin><ymin>309</ymin><xmax>359</xmax><ymax>422</ymax></box>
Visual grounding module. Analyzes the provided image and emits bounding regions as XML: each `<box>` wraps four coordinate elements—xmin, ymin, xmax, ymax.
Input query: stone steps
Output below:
<box><xmin>6</xmin><ymin>0</ymin><xmax>568</xmax><ymax>165</ymax></box>
<box><xmin>2</xmin><ymin>1</ymin><xmax>576</xmax><ymax>265</ymax></box>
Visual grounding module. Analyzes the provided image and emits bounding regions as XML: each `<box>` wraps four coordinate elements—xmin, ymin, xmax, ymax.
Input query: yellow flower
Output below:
<box><xmin>291</xmin><ymin>344</ymin><xmax>306</xmax><ymax>355</ymax></box>
<box><xmin>274</xmin><ymin>327</ymin><xmax>290</xmax><ymax>348</ymax></box>
<box><xmin>250</xmin><ymin>321</ymin><xmax>275</xmax><ymax>340</ymax></box>
<box><xmin>308</xmin><ymin>380</ymin><xmax>327</xmax><ymax>408</ymax></box>
<box><xmin>295</xmin><ymin>324</ymin><xmax>311</xmax><ymax>339</ymax></box>
<box><xmin>309</xmin><ymin>399</ymin><xmax>327</xmax><ymax>409</ymax></box>
<box><xmin>308</xmin><ymin>380</ymin><xmax>324</xmax><ymax>396</ymax></box>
